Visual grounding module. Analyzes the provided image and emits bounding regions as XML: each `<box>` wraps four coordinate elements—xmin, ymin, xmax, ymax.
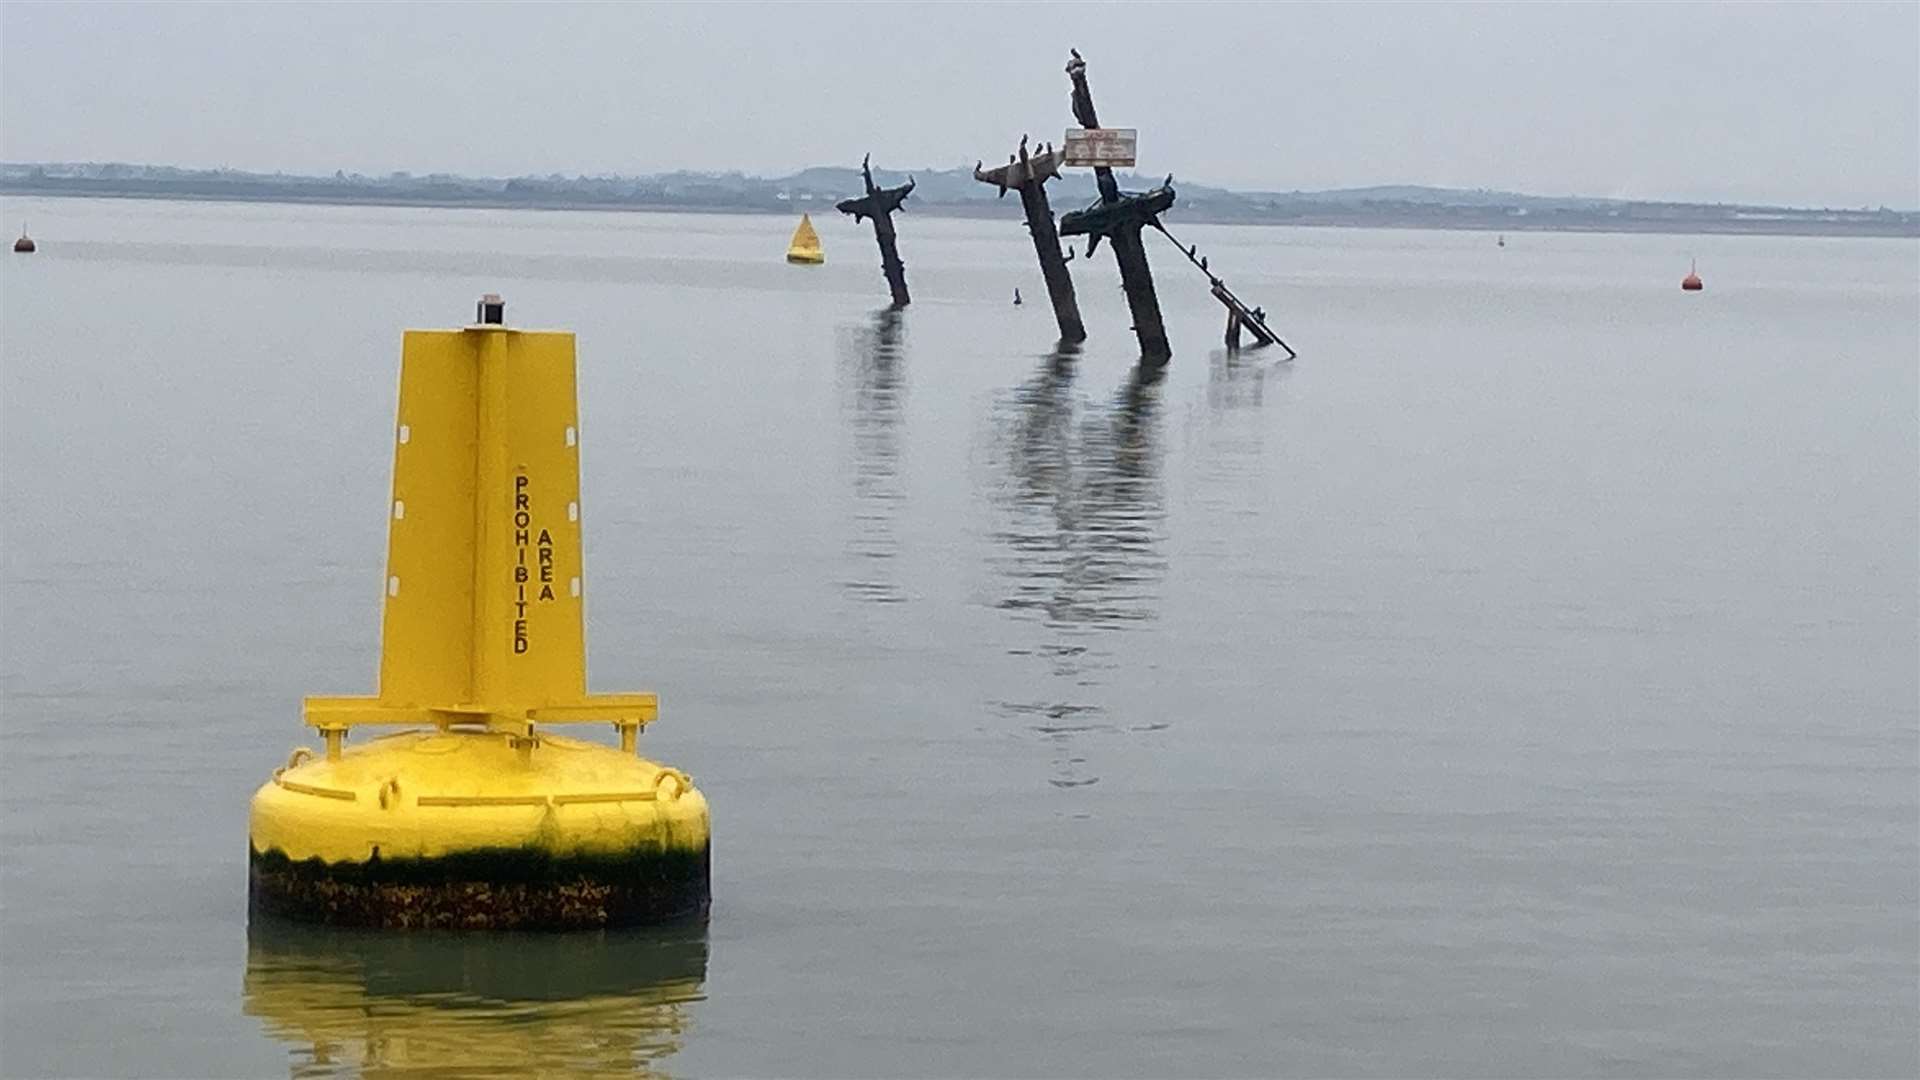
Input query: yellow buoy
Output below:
<box><xmin>786</xmin><ymin>212</ymin><xmax>824</xmax><ymax>264</ymax></box>
<box><xmin>248</xmin><ymin>294</ymin><xmax>710</xmax><ymax>929</ymax></box>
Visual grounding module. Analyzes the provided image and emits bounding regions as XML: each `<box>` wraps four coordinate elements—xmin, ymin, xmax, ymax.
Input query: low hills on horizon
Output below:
<box><xmin>3</xmin><ymin>160</ymin><xmax>1914</xmax><ymax>238</ymax></box>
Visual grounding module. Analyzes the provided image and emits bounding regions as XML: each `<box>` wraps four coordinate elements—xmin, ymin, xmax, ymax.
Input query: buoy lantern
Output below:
<box><xmin>1682</xmin><ymin>258</ymin><xmax>1703</xmax><ymax>291</ymax></box>
<box><xmin>248</xmin><ymin>296</ymin><xmax>711</xmax><ymax>929</ymax></box>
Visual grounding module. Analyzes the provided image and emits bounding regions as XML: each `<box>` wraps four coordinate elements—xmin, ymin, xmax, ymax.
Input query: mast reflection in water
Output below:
<box><xmin>837</xmin><ymin>308</ymin><xmax>908</xmax><ymax>605</ymax></box>
<box><xmin>244</xmin><ymin>916</ymin><xmax>707</xmax><ymax>1078</ymax></box>
<box><xmin>984</xmin><ymin>351</ymin><xmax>1170</xmax><ymax>789</ymax></box>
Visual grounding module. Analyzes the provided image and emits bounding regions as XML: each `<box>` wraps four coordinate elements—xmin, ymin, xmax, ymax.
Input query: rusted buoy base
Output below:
<box><xmin>249</xmin><ymin>844</ymin><xmax>710</xmax><ymax>930</ymax></box>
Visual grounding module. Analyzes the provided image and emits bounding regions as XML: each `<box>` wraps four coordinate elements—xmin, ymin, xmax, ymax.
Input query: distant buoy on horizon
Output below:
<box><xmin>1496</xmin><ymin>234</ymin><xmax>1505</xmax><ymax>248</ymax></box>
<box><xmin>13</xmin><ymin>227</ymin><xmax>34</xmax><ymax>254</ymax></box>
<box><xmin>786</xmin><ymin>214</ymin><xmax>824</xmax><ymax>265</ymax></box>
<box><xmin>1013</xmin><ymin>288</ymin><xmax>1022</xmax><ymax>306</ymax></box>
<box><xmin>1682</xmin><ymin>258</ymin><xmax>1703</xmax><ymax>292</ymax></box>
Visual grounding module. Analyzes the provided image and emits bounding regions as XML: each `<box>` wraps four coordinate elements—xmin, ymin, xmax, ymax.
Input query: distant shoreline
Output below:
<box><xmin>4</xmin><ymin>179</ymin><xmax>1914</xmax><ymax>241</ymax></box>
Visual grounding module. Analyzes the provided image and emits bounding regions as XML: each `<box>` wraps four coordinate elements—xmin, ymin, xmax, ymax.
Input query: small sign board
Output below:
<box><xmin>1062</xmin><ymin>128</ymin><xmax>1137</xmax><ymax>168</ymax></box>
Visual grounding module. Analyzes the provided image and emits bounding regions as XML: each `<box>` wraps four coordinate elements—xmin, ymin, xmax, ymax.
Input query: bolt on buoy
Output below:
<box><xmin>248</xmin><ymin>295</ymin><xmax>711</xmax><ymax>930</ymax></box>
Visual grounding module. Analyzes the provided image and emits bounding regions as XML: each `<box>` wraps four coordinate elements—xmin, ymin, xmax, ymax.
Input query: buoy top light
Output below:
<box><xmin>476</xmin><ymin>293</ymin><xmax>506</xmax><ymax>325</ymax></box>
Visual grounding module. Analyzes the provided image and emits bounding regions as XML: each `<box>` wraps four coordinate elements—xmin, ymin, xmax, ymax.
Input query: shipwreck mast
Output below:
<box><xmin>1059</xmin><ymin>49</ymin><xmax>1173</xmax><ymax>361</ymax></box>
<box><xmin>974</xmin><ymin>135</ymin><xmax>1085</xmax><ymax>343</ymax></box>
<box><xmin>837</xmin><ymin>154</ymin><xmax>915</xmax><ymax>308</ymax></box>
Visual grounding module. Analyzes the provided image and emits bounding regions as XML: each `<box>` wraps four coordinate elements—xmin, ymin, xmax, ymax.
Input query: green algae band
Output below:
<box><xmin>249</xmin><ymin>844</ymin><xmax>710</xmax><ymax>930</ymax></box>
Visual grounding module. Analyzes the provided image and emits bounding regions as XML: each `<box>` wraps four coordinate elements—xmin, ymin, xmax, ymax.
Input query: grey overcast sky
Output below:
<box><xmin>3</xmin><ymin>1</ymin><xmax>1916</xmax><ymax>208</ymax></box>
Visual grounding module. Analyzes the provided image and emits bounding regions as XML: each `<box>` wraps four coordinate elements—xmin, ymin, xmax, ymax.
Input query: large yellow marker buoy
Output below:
<box><xmin>249</xmin><ymin>295</ymin><xmax>710</xmax><ymax>929</ymax></box>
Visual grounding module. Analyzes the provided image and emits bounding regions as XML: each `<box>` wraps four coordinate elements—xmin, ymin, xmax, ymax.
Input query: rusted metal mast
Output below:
<box><xmin>975</xmin><ymin>135</ymin><xmax>1086</xmax><ymax>343</ymax></box>
<box><xmin>1059</xmin><ymin>49</ymin><xmax>1173</xmax><ymax>361</ymax></box>
<box><xmin>837</xmin><ymin>154</ymin><xmax>915</xmax><ymax>308</ymax></box>
<box><xmin>1153</xmin><ymin>221</ymin><xmax>1296</xmax><ymax>358</ymax></box>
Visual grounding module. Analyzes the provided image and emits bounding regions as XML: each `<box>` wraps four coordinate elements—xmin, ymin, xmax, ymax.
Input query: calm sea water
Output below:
<box><xmin>2</xmin><ymin>196</ymin><xmax>1915</xmax><ymax>1079</ymax></box>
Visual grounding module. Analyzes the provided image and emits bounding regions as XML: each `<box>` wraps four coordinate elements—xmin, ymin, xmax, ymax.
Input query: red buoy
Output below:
<box><xmin>1681</xmin><ymin>258</ymin><xmax>1702</xmax><ymax>291</ymax></box>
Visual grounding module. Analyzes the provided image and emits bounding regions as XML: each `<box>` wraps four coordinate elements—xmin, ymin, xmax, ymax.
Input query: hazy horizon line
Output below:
<box><xmin>7</xmin><ymin>158</ymin><xmax>1913</xmax><ymax>215</ymax></box>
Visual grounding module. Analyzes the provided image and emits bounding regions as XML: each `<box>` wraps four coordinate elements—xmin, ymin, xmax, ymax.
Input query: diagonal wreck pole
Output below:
<box><xmin>837</xmin><ymin>154</ymin><xmax>915</xmax><ymax>308</ymax></box>
<box><xmin>975</xmin><ymin>135</ymin><xmax>1086</xmax><ymax>343</ymax></box>
<box><xmin>1059</xmin><ymin>49</ymin><xmax>1174</xmax><ymax>361</ymax></box>
<box><xmin>1152</xmin><ymin>220</ymin><xmax>1296</xmax><ymax>358</ymax></box>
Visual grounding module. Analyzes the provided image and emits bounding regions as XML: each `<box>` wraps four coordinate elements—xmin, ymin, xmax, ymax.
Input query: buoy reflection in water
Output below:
<box><xmin>243</xmin><ymin>916</ymin><xmax>707</xmax><ymax>1078</ymax></box>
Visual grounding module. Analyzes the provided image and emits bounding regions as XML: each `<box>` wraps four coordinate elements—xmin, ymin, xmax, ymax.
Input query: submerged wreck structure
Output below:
<box><xmin>1059</xmin><ymin>49</ymin><xmax>1175</xmax><ymax>361</ymax></box>
<box><xmin>837</xmin><ymin>154</ymin><xmax>915</xmax><ymax>307</ymax></box>
<box><xmin>971</xmin><ymin>48</ymin><xmax>1295</xmax><ymax>359</ymax></box>
<box><xmin>975</xmin><ymin>136</ymin><xmax>1085</xmax><ymax>343</ymax></box>
<box><xmin>1155</xmin><ymin>223</ymin><xmax>1296</xmax><ymax>356</ymax></box>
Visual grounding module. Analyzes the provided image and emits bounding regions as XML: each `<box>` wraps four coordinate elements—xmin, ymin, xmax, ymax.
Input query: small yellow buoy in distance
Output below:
<box><xmin>248</xmin><ymin>294</ymin><xmax>710</xmax><ymax>929</ymax></box>
<box><xmin>786</xmin><ymin>213</ymin><xmax>824</xmax><ymax>264</ymax></box>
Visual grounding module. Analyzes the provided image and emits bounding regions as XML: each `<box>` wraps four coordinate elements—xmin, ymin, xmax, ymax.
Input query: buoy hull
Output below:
<box><xmin>12</xmin><ymin>238</ymin><xmax>33</xmax><ymax>253</ymax></box>
<box><xmin>785</xmin><ymin>252</ymin><xmax>824</xmax><ymax>265</ymax></box>
<box><xmin>248</xmin><ymin>730</ymin><xmax>711</xmax><ymax>929</ymax></box>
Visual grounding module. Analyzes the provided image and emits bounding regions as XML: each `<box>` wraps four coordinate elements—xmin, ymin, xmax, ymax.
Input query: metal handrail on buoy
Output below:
<box><xmin>653</xmin><ymin>769</ymin><xmax>691</xmax><ymax>802</ymax></box>
<box><xmin>273</xmin><ymin>747</ymin><xmax>316</xmax><ymax>781</ymax></box>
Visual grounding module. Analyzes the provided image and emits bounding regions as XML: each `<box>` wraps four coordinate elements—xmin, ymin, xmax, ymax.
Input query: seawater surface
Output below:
<box><xmin>2</xmin><ymin>196</ymin><xmax>1916</xmax><ymax>1078</ymax></box>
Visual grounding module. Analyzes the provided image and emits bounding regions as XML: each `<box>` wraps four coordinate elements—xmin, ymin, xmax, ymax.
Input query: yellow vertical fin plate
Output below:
<box><xmin>307</xmin><ymin>325</ymin><xmax>644</xmax><ymax>730</ymax></box>
<box><xmin>485</xmin><ymin>329</ymin><xmax>588</xmax><ymax>707</ymax></box>
<box><xmin>379</xmin><ymin>330</ymin><xmax>480</xmax><ymax>707</ymax></box>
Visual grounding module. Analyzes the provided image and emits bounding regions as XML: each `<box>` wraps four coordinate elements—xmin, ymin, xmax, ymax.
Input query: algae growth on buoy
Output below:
<box><xmin>249</xmin><ymin>295</ymin><xmax>710</xmax><ymax>929</ymax></box>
